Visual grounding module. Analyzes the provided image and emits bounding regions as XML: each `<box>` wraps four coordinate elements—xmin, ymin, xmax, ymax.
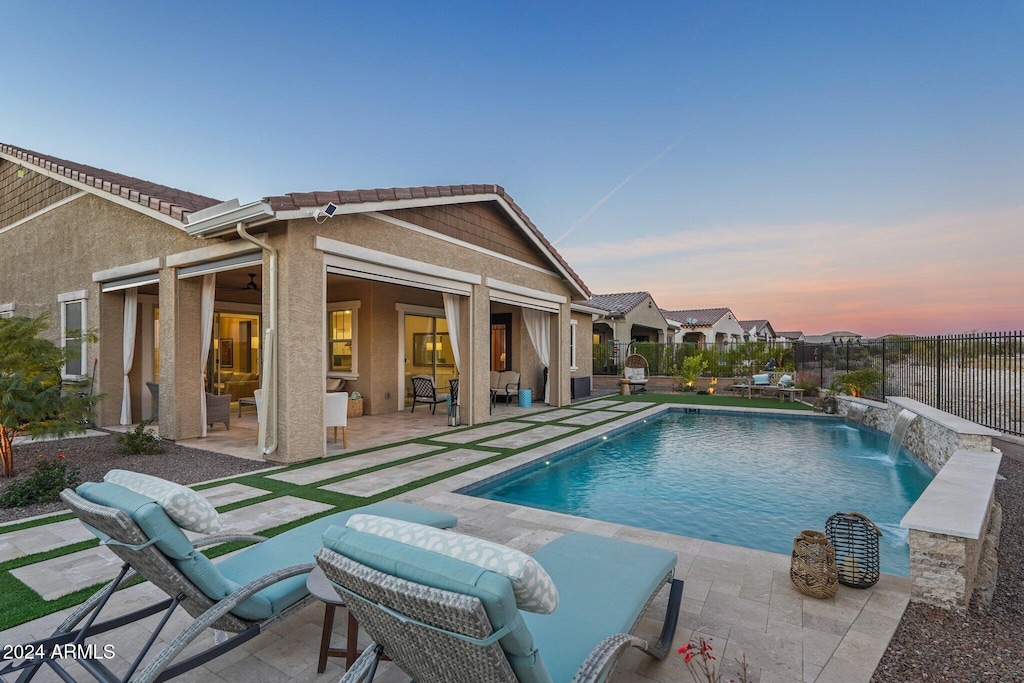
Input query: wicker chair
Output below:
<box><xmin>623</xmin><ymin>354</ymin><xmax>650</xmax><ymax>393</ymax></box>
<box><xmin>206</xmin><ymin>392</ymin><xmax>231</xmax><ymax>430</ymax></box>
<box><xmin>316</xmin><ymin>522</ymin><xmax>683</xmax><ymax>683</ymax></box>
<box><xmin>0</xmin><ymin>479</ymin><xmax>457</xmax><ymax>683</ymax></box>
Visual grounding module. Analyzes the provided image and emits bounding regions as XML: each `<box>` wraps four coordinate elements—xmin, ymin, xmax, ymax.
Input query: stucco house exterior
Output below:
<box><xmin>661</xmin><ymin>307</ymin><xmax>746</xmax><ymax>347</ymax></box>
<box><xmin>737</xmin><ymin>319</ymin><xmax>777</xmax><ymax>343</ymax></box>
<box><xmin>587</xmin><ymin>292</ymin><xmax>676</xmax><ymax>345</ymax></box>
<box><xmin>0</xmin><ymin>142</ymin><xmax>593</xmax><ymax>464</ymax></box>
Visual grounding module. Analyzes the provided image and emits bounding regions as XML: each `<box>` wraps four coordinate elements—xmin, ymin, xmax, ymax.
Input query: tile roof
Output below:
<box><xmin>660</xmin><ymin>307</ymin><xmax>732</xmax><ymax>327</ymax></box>
<box><xmin>776</xmin><ymin>331</ymin><xmax>804</xmax><ymax>340</ymax></box>
<box><xmin>264</xmin><ymin>183</ymin><xmax>590</xmax><ymax>297</ymax></box>
<box><xmin>584</xmin><ymin>292</ymin><xmax>653</xmax><ymax>315</ymax></box>
<box><xmin>0</xmin><ymin>142</ymin><xmax>221</xmax><ymax>223</ymax></box>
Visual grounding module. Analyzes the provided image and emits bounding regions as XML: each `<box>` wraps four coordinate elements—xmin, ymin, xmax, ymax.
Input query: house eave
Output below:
<box><xmin>184</xmin><ymin>199</ymin><xmax>276</xmax><ymax>237</ymax></box>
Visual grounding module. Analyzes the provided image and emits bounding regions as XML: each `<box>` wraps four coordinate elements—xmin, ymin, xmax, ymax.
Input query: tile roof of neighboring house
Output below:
<box><xmin>263</xmin><ymin>183</ymin><xmax>590</xmax><ymax>297</ymax></box>
<box><xmin>584</xmin><ymin>292</ymin><xmax>653</xmax><ymax>315</ymax></box>
<box><xmin>660</xmin><ymin>307</ymin><xmax>732</xmax><ymax>327</ymax></box>
<box><xmin>738</xmin><ymin>319</ymin><xmax>769</xmax><ymax>331</ymax></box>
<box><xmin>776</xmin><ymin>331</ymin><xmax>804</xmax><ymax>339</ymax></box>
<box><xmin>0</xmin><ymin>142</ymin><xmax>221</xmax><ymax>223</ymax></box>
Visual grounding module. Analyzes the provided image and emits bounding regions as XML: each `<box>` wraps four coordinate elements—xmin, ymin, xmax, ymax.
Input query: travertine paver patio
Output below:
<box><xmin>267</xmin><ymin>443</ymin><xmax>445</xmax><ymax>485</ymax></box>
<box><xmin>0</xmin><ymin>518</ymin><xmax>94</xmax><ymax>562</ymax></box>
<box><xmin>518</xmin><ymin>408</ymin><xmax>583</xmax><ymax>422</ymax></box>
<box><xmin>319</xmin><ymin>448</ymin><xmax>498</xmax><ymax>497</ymax></box>
<box><xmin>428</xmin><ymin>420</ymin><xmax>527</xmax><ymax>444</ymax></box>
<box><xmin>0</xmin><ymin>397</ymin><xmax>903</xmax><ymax>682</ymax></box>
<box><xmin>478</xmin><ymin>423</ymin><xmax>577</xmax><ymax>449</ymax></box>
<box><xmin>560</xmin><ymin>409</ymin><xmax>621</xmax><ymax>425</ymax></box>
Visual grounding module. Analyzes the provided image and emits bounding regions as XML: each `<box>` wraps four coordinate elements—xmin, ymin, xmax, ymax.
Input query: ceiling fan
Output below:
<box><xmin>217</xmin><ymin>273</ymin><xmax>261</xmax><ymax>292</ymax></box>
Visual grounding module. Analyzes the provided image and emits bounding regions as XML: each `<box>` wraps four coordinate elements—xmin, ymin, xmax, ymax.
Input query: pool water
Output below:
<box><xmin>467</xmin><ymin>411</ymin><xmax>935</xmax><ymax>576</ymax></box>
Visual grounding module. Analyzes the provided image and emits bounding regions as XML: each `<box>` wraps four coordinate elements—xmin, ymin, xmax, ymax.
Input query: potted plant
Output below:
<box><xmin>347</xmin><ymin>391</ymin><xmax>363</xmax><ymax>418</ymax></box>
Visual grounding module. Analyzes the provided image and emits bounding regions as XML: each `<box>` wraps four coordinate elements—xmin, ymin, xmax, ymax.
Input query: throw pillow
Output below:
<box><xmin>778</xmin><ymin>374</ymin><xmax>794</xmax><ymax>387</ymax></box>
<box><xmin>346</xmin><ymin>514</ymin><xmax>559</xmax><ymax>614</ymax></box>
<box><xmin>752</xmin><ymin>373</ymin><xmax>771</xmax><ymax>386</ymax></box>
<box><xmin>104</xmin><ymin>470</ymin><xmax>223</xmax><ymax>534</ymax></box>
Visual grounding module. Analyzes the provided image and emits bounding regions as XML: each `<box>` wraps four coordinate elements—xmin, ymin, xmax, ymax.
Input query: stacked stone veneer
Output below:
<box><xmin>838</xmin><ymin>396</ymin><xmax>1003</xmax><ymax>611</ymax></box>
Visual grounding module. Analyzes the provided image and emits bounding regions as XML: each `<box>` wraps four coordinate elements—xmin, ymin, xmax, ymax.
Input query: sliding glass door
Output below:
<box><xmin>403</xmin><ymin>314</ymin><xmax>455</xmax><ymax>404</ymax></box>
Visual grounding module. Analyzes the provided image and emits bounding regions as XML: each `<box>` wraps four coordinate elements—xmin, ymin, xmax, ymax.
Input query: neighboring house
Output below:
<box><xmin>661</xmin><ymin>307</ymin><xmax>746</xmax><ymax>347</ymax></box>
<box><xmin>0</xmin><ymin>142</ymin><xmax>592</xmax><ymax>464</ymax></box>
<box><xmin>803</xmin><ymin>331</ymin><xmax>863</xmax><ymax>345</ymax></box>
<box><xmin>738</xmin><ymin>319</ymin><xmax>777</xmax><ymax>343</ymax></box>
<box><xmin>776</xmin><ymin>331</ymin><xmax>805</xmax><ymax>347</ymax></box>
<box><xmin>586</xmin><ymin>292</ymin><xmax>676</xmax><ymax>347</ymax></box>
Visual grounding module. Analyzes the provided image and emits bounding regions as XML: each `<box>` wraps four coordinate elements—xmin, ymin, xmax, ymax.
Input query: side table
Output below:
<box><xmin>306</xmin><ymin>565</ymin><xmax>367</xmax><ymax>673</ymax></box>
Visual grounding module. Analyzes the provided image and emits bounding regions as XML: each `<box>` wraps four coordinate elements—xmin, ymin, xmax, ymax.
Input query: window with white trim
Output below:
<box><xmin>569</xmin><ymin>319</ymin><xmax>578</xmax><ymax>371</ymax></box>
<box><xmin>327</xmin><ymin>301</ymin><xmax>360</xmax><ymax>376</ymax></box>
<box><xmin>61</xmin><ymin>299</ymin><xmax>87</xmax><ymax>377</ymax></box>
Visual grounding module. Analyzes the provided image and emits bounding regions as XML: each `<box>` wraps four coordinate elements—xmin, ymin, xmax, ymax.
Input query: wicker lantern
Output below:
<box><xmin>790</xmin><ymin>530</ymin><xmax>839</xmax><ymax>599</ymax></box>
<box><xmin>825</xmin><ymin>512</ymin><xmax>883</xmax><ymax>588</ymax></box>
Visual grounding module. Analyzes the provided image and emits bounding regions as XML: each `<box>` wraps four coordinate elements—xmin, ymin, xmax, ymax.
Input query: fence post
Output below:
<box><xmin>819</xmin><ymin>344</ymin><xmax>824</xmax><ymax>388</ymax></box>
<box><xmin>881</xmin><ymin>339</ymin><xmax>886</xmax><ymax>398</ymax></box>
<box><xmin>935</xmin><ymin>337</ymin><xmax>942</xmax><ymax>408</ymax></box>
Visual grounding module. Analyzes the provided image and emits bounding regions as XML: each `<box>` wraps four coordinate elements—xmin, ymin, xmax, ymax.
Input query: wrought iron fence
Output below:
<box><xmin>795</xmin><ymin>333</ymin><xmax>1023</xmax><ymax>436</ymax></box>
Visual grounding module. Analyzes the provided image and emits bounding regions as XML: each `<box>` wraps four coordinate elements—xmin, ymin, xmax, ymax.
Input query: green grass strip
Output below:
<box><xmin>0</xmin><ymin>512</ymin><xmax>76</xmax><ymax>535</ymax></box>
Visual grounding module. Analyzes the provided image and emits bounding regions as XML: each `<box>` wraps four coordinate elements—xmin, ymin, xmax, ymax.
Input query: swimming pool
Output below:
<box><xmin>465</xmin><ymin>411</ymin><xmax>934</xmax><ymax>576</ymax></box>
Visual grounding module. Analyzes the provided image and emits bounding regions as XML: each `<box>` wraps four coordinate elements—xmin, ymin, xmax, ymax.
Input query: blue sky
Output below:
<box><xmin>3</xmin><ymin>2</ymin><xmax>1022</xmax><ymax>335</ymax></box>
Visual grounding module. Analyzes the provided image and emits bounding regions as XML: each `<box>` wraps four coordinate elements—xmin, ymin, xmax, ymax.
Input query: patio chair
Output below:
<box><xmin>206</xmin><ymin>392</ymin><xmax>231</xmax><ymax>430</ymax></box>
<box><xmin>146</xmin><ymin>381</ymin><xmax>159</xmax><ymax>420</ymax></box>
<box><xmin>490</xmin><ymin>370</ymin><xmax>521</xmax><ymax>404</ymax></box>
<box><xmin>315</xmin><ymin>514</ymin><xmax>683</xmax><ymax>683</ymax></box>
<box><xmin>623</xmin><ymin>354</ymin><xmax>649</xmax><ymax>393</ymax></box>
<box><xmin>326</xmin><ymin>391</ymin><xmax>349</xmax><ymax>448</ymax></box>
<box><xmin>410</xmin><ymin>375</ymin><xmax>448</xmax><ymax>414</ymax></box>
<box><xmin>0</xmin><ymin>473</ymin><xmax>456</xmax><ymax>683</ymax></box>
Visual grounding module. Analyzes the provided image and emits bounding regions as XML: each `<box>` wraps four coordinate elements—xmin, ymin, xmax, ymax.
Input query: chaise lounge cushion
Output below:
<box><xmin>521</xmin><ymin>533</ymin><xmax>677</xmax><ymax>683</ymax></box>
<box><xmin>345</xmin><ymin>514</ymin><xmax>559</xmax><ymax>614</ymax></box>
<box><xmin>75</xmin><ymin>481</ymin><xmax>458</xmax><ymax>622</ymax></box>
<box><xmin>752</xmin><ymin>373</ymin><xmax>772</xmax><ymax>386</ymax></box>
<box><xmin>323</xmin><ymin>523</ymin><xmax>551</xmax><ymax>683</ymax></box>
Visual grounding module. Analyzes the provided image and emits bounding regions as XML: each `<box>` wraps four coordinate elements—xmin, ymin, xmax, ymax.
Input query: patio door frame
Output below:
<box><xmin>396</xmin><ymin>303</ymin><xmax>448</xmax><ymax>411</ymax></box>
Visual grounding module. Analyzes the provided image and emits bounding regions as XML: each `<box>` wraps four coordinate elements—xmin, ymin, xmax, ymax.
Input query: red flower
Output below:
<box><xmin>684</xmin><ymin>651</ymin><xmax>693</xmax><ymax>663</ymax></box>
<box><xmin>678</xmin><ymin>644</ymin><xmax>691</xmax><ymax>655</ymax></box>
<box><xmin>58</xmin><ymin>454</ymin><xmax>66</xmax><ymax>460</ymax></box>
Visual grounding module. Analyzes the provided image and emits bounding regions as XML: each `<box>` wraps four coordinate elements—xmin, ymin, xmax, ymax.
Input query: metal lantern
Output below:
<box><xmin>826</xmin><ymin>512</ymin><xmax>883</xmax><ymax>588</ymax></box>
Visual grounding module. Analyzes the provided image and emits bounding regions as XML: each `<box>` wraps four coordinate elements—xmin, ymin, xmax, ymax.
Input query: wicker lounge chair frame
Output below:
<box><xmin>0</xmin><ymin>489</ymin><xmax>314</xmax><ymax>683</ymax></box>
<box><xmin>315</xmin><ymin>546</ymin><xmax>683</xmax><ymax>683</ymax></box>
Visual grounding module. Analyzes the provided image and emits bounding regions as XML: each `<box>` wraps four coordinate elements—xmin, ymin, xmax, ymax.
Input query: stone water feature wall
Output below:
<box><xmin>837</xmin><ymin>396</ymin><xmax>1003</xmax><ymax>611</ymax></box>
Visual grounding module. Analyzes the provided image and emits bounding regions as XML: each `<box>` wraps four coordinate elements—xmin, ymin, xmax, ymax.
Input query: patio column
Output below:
<box><xmin>469</xmin><ymin>282</ymin><xmax>491</xmax><ymax>424</ymax></box>
<box><xmin>549</xmin><ymin>302</ymin><xmax>570</xmax><ymax>406</ymax></box>
<box><xmin>158</xmin><ymin>268</ymin><xmax>204</xmax><ymax>440</ymax></box>
<box><xmin>273</xmin><ymin>230</ymin><xmax>325</xmax><ymax>463</ymax></box>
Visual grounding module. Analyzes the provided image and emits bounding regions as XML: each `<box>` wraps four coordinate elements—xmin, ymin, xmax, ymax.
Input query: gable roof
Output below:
<box><xmin>263</xmin><ymin>183</ymin><xmax>590</xmax><ymax>297</ymax></box>
<box><xmin>584</xmin><ymin>292</ymin><xmax>654</xmax><ymax>316</ymax></box>
<box><xmin>0</xmin><ymin>142</ymin><xmax>221</xmax><ymax>223</ymax></box>
<box><xmin>661</xmin><ymin>307</ymin><xmax>732</xmax><ymax>327</ymax></box>
<box><xmin>738</xmin><ymin>319</ymin><xmax>776</xmax><ymax>337</ymax></box>
<box><xmin>776</xmin><ymin>330</ymin><xmax>804</xmax><ymax>340</ymax></box>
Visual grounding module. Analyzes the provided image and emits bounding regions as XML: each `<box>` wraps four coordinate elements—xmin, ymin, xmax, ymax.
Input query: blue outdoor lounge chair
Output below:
<box><xmin>0</xmin><ymin>477</ymin><xmax>456</xmax><ymax>683</ymax></box>
<box><xmin>315</xmin><ymin>514</ymin><xmax>684</xmax><ymax>683</ymax></box>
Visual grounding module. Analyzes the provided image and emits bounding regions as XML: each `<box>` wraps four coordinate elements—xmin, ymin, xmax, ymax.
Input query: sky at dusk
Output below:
<box><xmin>2</xmin><ymin>2</ymin><xmax>1021</xmax><ymax>336</ymax></box>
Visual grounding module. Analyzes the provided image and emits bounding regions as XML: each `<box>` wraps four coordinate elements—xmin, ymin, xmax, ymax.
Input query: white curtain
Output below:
<box><xmin>442</xmin><ymin>293</ymin><xmax>462</xmax><ymax>405</ymax></box>
<box><xmin>119</xmin><ymin>288</ymin><xmax>138</xmax><ymax>425</ymax></box>
<box><xmin>199</xmin><ymin>274</ymin><xmax>216</xmax><ymax>437</ymax></box>
<box><xmin>522</xmin><ymin>308</ymin><xmax>551</xmax><ymax>403</ymax></box>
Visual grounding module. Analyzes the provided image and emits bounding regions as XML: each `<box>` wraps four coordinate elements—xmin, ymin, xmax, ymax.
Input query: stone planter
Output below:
<box><xmin>347</xmin><ymin>398</ymin><xmax>363</xmax><ymax>418</ymax></box>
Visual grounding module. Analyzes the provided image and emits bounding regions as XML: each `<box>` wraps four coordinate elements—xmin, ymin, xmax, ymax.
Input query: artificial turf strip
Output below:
<box><xmin>0</xmin><ymin>512</ymin><xmax>76</xmax><ymax>535</ymax></box>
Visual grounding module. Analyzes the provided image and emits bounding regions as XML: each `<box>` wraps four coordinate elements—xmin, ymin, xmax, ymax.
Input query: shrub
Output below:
<box><xmin>794</xmin><ymin>370</ymin><xmax>821</xmax><ymax>396</ymax></box>
<box><xmin>673</xmin><ymin>355</ymin><xmax>708</xmax><ymax>391</ymax></box>
<box><xmin>830</xmin><ymin>368</ymin><xmax>883</xmax><ymax>398</ymax></box>
<box><xmin>115</xmin><ymin>421</ymin><xmax>164</xmax><ymax>455</ymax></box>
<box><xmin>0</xmin><ymin>454</ymin><xmax>81</xmax><ymax>508</ymax></box>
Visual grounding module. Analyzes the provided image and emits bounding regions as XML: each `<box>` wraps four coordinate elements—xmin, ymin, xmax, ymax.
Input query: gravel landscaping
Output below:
<box><xmin>0</xmin><ymin>433</ymin><xmax>269</xmax><ymax>524</ymax></box>
<box><xmin>872</xmin><ymin>456</ymin><xmax>1023</xmax><ymax>682</ymax></box>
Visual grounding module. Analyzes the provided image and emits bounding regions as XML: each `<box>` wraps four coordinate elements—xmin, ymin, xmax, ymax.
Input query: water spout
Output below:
<box><xmin>846</xmin><ymin>403</ymin><xmax>867</xmax><ymax>427</ymax></box>
<box><xmin>888</xmin><ymin>409</ymin><xmax>917</xmax><ymax>460</ymax></box>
